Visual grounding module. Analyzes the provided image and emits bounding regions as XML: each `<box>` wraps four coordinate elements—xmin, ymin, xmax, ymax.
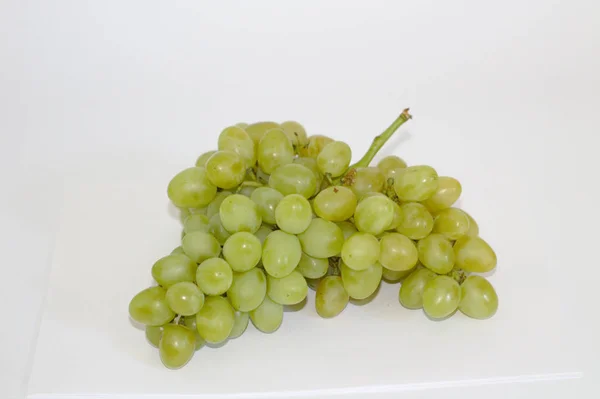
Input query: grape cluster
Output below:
<box><xmin>128</xmin><ymin>110</ymin><xmax>499</xmax><ymax>369</ymax></box>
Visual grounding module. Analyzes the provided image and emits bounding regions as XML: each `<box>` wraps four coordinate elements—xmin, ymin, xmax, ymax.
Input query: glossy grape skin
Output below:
<box><xmin>257</xmin><ymin>128</ymin><xmax>295</xmax><ymax>174</ymax></box>
<box><xmin>296</xmin><ymin>252</ymin><xmax>329</xmax><ymax>279</ymax></box>
<box><xmin>245</xmin><ymin>121</ymin><xmax>280</xmax><ymax>146</ymax></box>
<box><xmin>152</xmin><ymin>254</ymin><xmax>197</xmax><ymax>288</ymax></box>
<box><xmin>417</xmin><ymin>233</ymin><xmax>455</xmax><ymax>274</ymax></box>
<box><xmin>433</xmin><ymin>207</ymin><xmax>470</xmax><ymax>240</ymax></box>
<box><xmin>195</xmin><ymin>258</ymin><xmax>233</xmax><ymax>296</ymax></box>
<box><xmin>167</xmin><ymin>167</ymin><xmax>217</xmax><ymax>209</ymax></box>
<box><xmin>396</xmin><ymin>202</ymin><xmax>434</xmax><ymax>240</ymax></box>
<box><xmin>340</xmin><ymin>261</ymin><xmax>383</xmax><ymax>300</ymax></box>
<box><xmin>222</xmin><ymin>232</ymin><xmax>262</xmax><ymax>272</ymax></box>
<box><xmin>250</xmin><ymin>187</ymin><xmax>283</xmax><ymax>225</ymax></box>
<box><xmin>341</xmin><ymin>232</ymin><xmax>380</xmax><ymax>271</ymax></box>
<box><xmin>398</xmin><ymin>267</ymin><xmax>437</xmax><ymax>309</ymax></box>
<box><xmin>354</xmin><ymin>195</ymin><xmax>395</xmax><ymax>235</ymax></box>
<box><xmin>453</xmin><ymin>236</ymin><xmax>497</xmax><ymax>273</ymax></box>
<box><xmin>205</xmin><ymin>151</ymin><xmax>246</xmax><ymax>189</ymax></box>
<box><xmin>346</xmin><ymin>167</ymin><xmax>384</xmax><ymax>198</ymax></box>
<box><xmin>422</xmin><ymin>176</ymin><xmax>462</xmax><ymax>212</ymax></box>
<box><xmin>181</xmin><ymin>231</ymin><xmax>221</xmax><ymax>263</ymax></box>
<box><xmin>268</xmin><ymin>163</ymin><xmax>317</xmax><ymax>198</ymax></box>
<box><xmin>254</xmin><ymin>224</ymin><xmax>274</xmax><ymax>245</ymax></box>
<box><xmin>293</xmin><ymin>157</ymin><xmax>323</xmax><ymax>196</ymax></box>
<box><xmin>280</xmin><ymin>121</ymin><xmax>309</xmax><ymax>149</ymax></box>
<box><xmin>219</xmin><ymin>194</ymin><xmax>262</xmax><ymax>233</ymax></box>
<box><xmin>208</xmin><ymin>213</ymin><xmax>232</xmax><ymax>245</ymax></box>
<box><xmin>159</xmin><ymin>324</ymin><xmax>196</xmax><ymax>369</ymax></box>
<box><xmin>379</xmin><ymin>233</ymin><xmax>419</xmax><ymax>271</ymax></box>
<box><xmin>394</xmin><ymin>165</ymin><xmax>439</xmax><ymax>202</ymax></box>
<box><xmin>382</xmin><ymin>266</ymin><xmax>415</xmax><ymax>283</ymax></box>
<box><xmin>129</xmin><ymin>287</ymin><xmax>175</xmax><ymax>326</ymax></box>
<box><xmin>238</xmin><ymin>184</ymin><xmax>258</xmax><ymax>198</ymax></box>
<box><xmin>298</xmin><ymin>135</ymin><xmax>334</xmax><ymax>158</ymax></box>
<box><xmin>315</xmin><ymin>276</ymin><xmax>349</xmax><ymax>318</ymax></box>
<box><xmin>218</xmin><ymin>125</ymin><xmax>256</xmax><ymax>168</ymax></box>
<box><xmin>464</xmin><ymin>211</ymin><xmax>480</xmax><ymax>237</ymax></box>
<box><xmin>183</xmin><ymin>214</ymin><xmax>210</xmax><ymax>234</ymax></box>
<box><xmin>267</xmin><ymin>270</ymin><xmax>308</xmax><ymax>305</ymax></box>
<box><xmin>195</xmin><ymin>296</ymin><xmax>235</xmax><ymax>344</ymax></box>
<box><xmin>179</xmin><ymin>315</ymin><xmax>206</xmax><ymax>350</ymax></box>
<box><xmin>250</xmin><ymin>296</ymin><xmax>283</xmax><ymax>333</ymax></box>
<box><xmin>336</xmin><ymin>221</ymin><xmax>358</xmax><ymax>241</ymax></box>
<box><xmin>226</xmin><ymin>268</ymin><xmax>267</xmax><ymax>312</ymax></box>
<box><xmin>313</xmin><ymin>186</ymin><xmax>357</xmax><ymax>222</ymax></box>
<box><xmin>195</xmin><ymin>150</ymin><xmax>217</xmax><ymax>167</ymax></box>
<box><xmin>262</xmin><ymin>230</ymin><xmax>302</xmax><ymax>278</ymax></box>
<box><xmin>377</xmin><ymin>155</ymin><xmax>407</xmax><ymax>179</ymax></box>
<box><xmin>145</xmin><ymin>325</ymin><xmax>165</xmax><ymax>347</ymax></box>
<box><xmin>229</xmin><ymin>311</ymin><xmax>250</xmax><ymax>339</ymax></box>
<box><xmin>165</xmin><ymin>282</ymin><xmax>205</xmax><ymax>316</ymax></box>
<box><xmin>422</xmin><ymin>275</ymin><xmax>461</xmax><ymax>319</ymax></box>
<box><xmin>206</xmin><ymin>191</ymin><xmax>232</xmax><ymax>219</ymax></box>
<box><xmin>459</xmin><ymin>275</ymin><xmax>498</xmax><ymax>319</ymax></box>
<box><xmin>297</xmin><ymin>218</ymin><xmax>344</xmax><ymax>258</ymax></box>
<box><xmin>171</xmin><ymin>246</ymin><xmax>185</xmax><ymax>255</ymax></box>
<box><xmin>275</xmin><ymin>194</ymin><xmax>312</xmax><ymax>234</ymax></box>
<box><xmin>317</xmin><ymin>141</ymin><xmax>352</xmax><ymax>177</ymax></box>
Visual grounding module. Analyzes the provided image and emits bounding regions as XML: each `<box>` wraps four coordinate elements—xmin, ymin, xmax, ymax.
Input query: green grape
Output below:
<box><xmin>398</xmin><ymin>267</ymin><xmax>437</xmax><ymax>309</ymax></box>
<box><xmin>347</xmin><ymin>167</ymin><xmax>385</xmax><ymax>198</ymax></box>
<box><xmin>280</xmin><ymin>121</ymin><xmax>309</xmax><ymax>149</ymax></box>
<box><xmin>275</xmin><ymin>194</ymin><xmax>312</xmax><ymax>234</ymax></box>
<box><xmin>268</xmin><ymin>163</ymin><xmax>317</xmax><ymax>198</ymax></box>
<box><xmin>165</xmin><ymin>282</ymin><xmax>205</xmax><ymax>316</ymax></box>
<box><xmin>179</xmin><ymin>315</ymin><xmax>206</xmax><ymax>350</ymax></box>
<box><xmin>354</xmin><ymin>195</ymin><xmax>395</xmax><ymax>235</ymax></box>
<box><xmin>336</xmin><ymin>221</ymin><xmax>358</xmax><ymax>241</ymax></box>
<box><xmin>316</xmin><ymin>141</ymin><xmax>352</xmax><ymax>177</ymax></box>
<box><xmin>235</xmin><ymin>122</ymin><xmax>249</xmax><ymax>129</ymax></box>
<box><xmin>226</xmin><ymin>268</ymin><xmax>267</xmax><ymax>312</ymax></box>
<box><xmin>245</xmin><ymin>121</ymin><xmax>280</xmax><ymax>146</ymax></box>
<box><xmin>195</xmin><ymin>296</ymin><xmax>235</xmax><ymax>344</ymax></box>
<box><xmin>267</xmin><ymin>270</ymin><xmax>308</xmax><ymax>305</ymax></box>
<box><xmin>183</xmin><ymin>214</ymin><xmax>210</xmax><ymax>234</ymax></box>
<box><xmin>299</xmin><ymin>135</ymin><xmax>334</xmax><ymax>158</ymax></box>
<box><xmin>223</xmin><ymin>232</ymin><xmax>262</xmax><ymax>272</ymax></box>
<box><xmin>417</xmin><ymin>233</ymin><xmax>455</xmax><ymax>274</ymax></box>
<box><xmin>341</xmin><ymin>232</ymin><xmax>380</xmax><ymax>271</ymax></box>
<box><xmin>394</xmin><ymin>165</ymin><xmax>439</xmax><ymax>202</ymax></box>
<box><xmin>377</xmin><ymin>155</ymin><xmax>407</xmax><ymax>180</ymax></box>
<box><xmin>129</xmin><ymin>286</ymin><xmax>175</xmax><ymax>326</ymax></box>
<box><xmin>315</xmin><ymin>276</ymin><xmax>349</xmax><ymax>318</ymax></box>
<box><xmin>387</xmin><ymin>201</ymin><xmax>403</xmax><ymax>230</ymax></box>
<box><xmin>296</xmin><ymin>252</ymin><xmax>329</xmax><ymax>279</ymax></box>
<box><xmin>205</xmin><ymin>151</ymin><xmax>246</xmax><ymax>189</ymax></box>
<box><xmin>422</xmin><ymin>275</ymin><xmax>461</xmax><ymax>319</ymax></box>
<box><xmin>159</xmin><ymin>324</ymin><xmax>196</xmax><ymax>369</ymax></box>
<box><xmin>255</xmin><ymin>167</ymin><xmax>271</xmax><ymax>184</ymax></box>
<box><xmin>195</xmin><ymin>150</ymin><xmax>217</xmax><ymax>167</ymax></box>
<box><xmin>297</xmin><ymin>218</ymin><xmax>344</xmax><ymax>258</ymax></box>
<box><xmin>167</xmin><ymin>167</ymin><xmax>217</xmax><ymax>209</ymax></box>
<box><xmin>178</xmin><ymin>207</ymin><xmax>191</xmax><ymax>224</ymax></box>
<box><xmin>433</xmin><ymin>207</ymin><xmax>470</xmax><ymax>240</ymax></box>
<box><xmin>151</xmin><ymin>254</ymin><xmax>197</xmax><ymax>288</ymax></box>
<box><xmin>171</xmin><ymin>246</ymin><xmax>185</xmax><ymax>255</ymax></box>
<box><xmin>182</xmin><ymin>231</ymin><xmax>221</xmax><ymax>263</ymax></box>
<box><xmin>250</xmin><ymin>296</ymin><xmax>283</xmax><ymax>333</ymax></box>
<box><xmin>262</xmin><ymin>230</ymin><xmax>302</xmax><ymax>278</ymax></box>
<box><xmin>250</xmin><ymin>187</ymin><xmax>283</xmax><ymax>225</ymax></box>
<box><xmin>229</xmin><ymin>311</ymin><xmax>250</xmax><ymax>339</ymax></box>
<box><xmin>218</xmin><ymin>125</ymin><xmax>256</xmax><ymax>168</ymax></box>
<box><xmin>208</xmin><ymin>213</ymin><xmax>232</xmax><ymax>245</ymax></box>
<box><xmin>341</xmin><ymin>261</ymin><xmax>382</xmax><ymax>300</ymax></box>
<box><xmin>195</xmin><ymin>258</ymin><xmax>233</xmax><ymax>296</ymax></box>
<box><xmin>464</xmin><ymin>211</ymin><xmax>479</xmax><ymax>237</ymax></box>
<box><xmin>145</xmin><ymin>325</ymin><xmax>165</xmax><ymax>347</ymax></box>
<box><xmin>219</xmin><ymin>194</ymin><xmax>262</xmax><ymax>233</ymax></box>
<box><xmin>254</xmin><ymin>224</ymin><xmax>274</xmax><ymax>245</ymax></box>
<box><xmin>313</xmin><ymin>186</ymin><xmax>357</xmax><ymax>222</ymax></box>
<box><xmin>422</xmin><ymin>176</ymin><xmax>462</xmax><ymax>213</ymax></box>
<box><xmin>459</xmin><ymin>275</ymin><xmax>498</xmax><ymax>319</ymax></box>
<box><xmin>453</xmin><ymin>236</ymin><xmax>497</xmax><ymax>273</ymax></box>
<box><xmin>238</xmin><ymin>184</ymin><xmax>258</xmax><ymax>198</ymax></box>
<box><xmin>293</xmin><ymin>156</ymin><xmax>323</xmax><ymax>196</ymax></box>
<box><xmin>382</xmin><ymin>266</ymin><xmax>415</xmax><ymax>283</ymax></box>
<box><xmin>257</xmin><ymin>128</ymin><xmax>295</xmax><ymax>174</ymax></box>
<box><xmin>396</xmin><ymin>202</ymin><xmax>434</xmax><ymax>240</ymax></box>
<box><xmin>207</xmin><ymin>191</ymin><xmax>233</xmax><ymax>219</ymax></box>
<box><xmin>379</xmin><ymin>233</ymin><xmax>418</xmax><ymax>271</ymax></box>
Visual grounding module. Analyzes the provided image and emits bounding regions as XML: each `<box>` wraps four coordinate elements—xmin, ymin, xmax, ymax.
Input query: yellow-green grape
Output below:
<box><xmin>159</xmin><ymin>324</ymin><xmax>196</xmax><ymax>369</ymax></box>
<box><xmin>275</xmin><ymin>194</ymin><xmax>312</xmax><ymax>234</ymax></box>
<box><xmin>348</xmin><ymin>167</ymin><xmax>385</xmax><ymax>198</ymax></box>
<box><xmin>417</xmin><ymin>233</ymin><xmax>455</xmax><ymax>274</ymax></box>
<box><xmin>179</xmin><ymin>315</ymin><xmax>206</xmax><ymax>350</ymax></box>
<box><xmin>167</xmin><ymin>167</ymin><xmax>217</xmax><ymax>209</ymax></box>
<box><xmin>379</xmin><ymin>233</ymin><xmax>418</xmax><ymax>271</ymax></box>
<box><xmin>336</xmin><ymin>221</ymin><xmax>358</xmax><ymax>241</ymax></box>
<box><xmin>459</xmin><ymin>275</ymin><xmax>498</xmax><ymax>319</ymax></box>
<box><xmin>396</xmin><ymin>202</ymin><xmax>434</xmax><ymax>240</ymax></box>
<box><xmin>262</xmin><ymin>230</ymin><xmax>302</xmax><ymax>278</ymax></box>
<box><xmin>398</xmin><ymin>267</ymin><xmax>437</xmax><ymax>309</ymax></box>
<box><xmin>129</xmin><ymin>287</ymin><xmax>175</xmax><ymax>326</ymax></box>
<box><xmin>223</xmin><ymin>232</ymin><xmax>262</xmax><ymax>272</ymax></box>
<box><xmin>218</xmin><ymin>125</ymin><xmax>256</xmax><ymax>168</ymax></box>
<box><xmin>316</xmin><ymin>141</ymin><xmax>352</xmax><ymax>177</ymax></box>
<box><xmin>268</xmin><ymin>163</ymin><xmax>317</xmax><ymax>198</ymax></box>
<box><xmin>182</xmin><ymin>231</ymin><xmax>221</xmax><ymax>263</ymax></box>
<box><xmin>433</xmin><ymin>207</ymin><xmax>470</xmax><ymax>240</ymax></box>
<box><xmin>208</xmin><ymin>213</ymin><xmax>232</xmax><ymax>245</ymax></box>
<box><xmin>205</xmin><ymin>151</ymin><xmax>246</xmax><ymax>189</ymax></box>
<box><xmin>227</xmin><ymin>268</ymin><xmax>267</xmax><ymax>312</ymax></box>
<box><xmin>453</xmin><ymin>236</ymin><xmax>497</xmax><ymax>273</ymax></box>
<box><xmin>280</xmin><ymin>120</ymin><xmax>309</xmax><ymax>149</ymax></box>
<box><xmin>315</xmin><ymin>276</ymin><xmax>349</xmax><ymax>318</ymax></box>
<box><xmin>382</xmin><ymin>266</ymin><xmax>415</xmax><ymax>283</ymax></box>
<box><xmin>341</xmin><ymin>261</ymin><xmax>382</xmax><ymax>300</ymax></box>
<box><xmin>195</xmin><ymin>296</ymin><xmax>235</xmax><ymax>344</ymax></box>
<box><xmin>393</xmin><ymin>165</ymin><xmax>439</xmax><ymax>202</ymax></box>
<box><xmin>165</xmin><ymin>282</ymin><xmax>205</xmax><ymax>316</ymax></box>
<box><xmin>254</xmin><ymin>224</ymin><xmax>274</xmax><ymax>245</ymax></box>
<box><xmin>183</xmin><ymin>214</ymin><xmax>210</xmax><ymax>234</ymax></box>
<box><xmin>297</xmin><ymin>218</ymin><xmax>344</xmax><ymax>258</ymax></box>
<box><xmin>250</xmin><ymin>187</ymin><xmax>283</xmax><ymax>225</ymax></box>
<box><xmin>235</xmin><ymin>122</ymin><xmax>248</xmax><ymax>129</ymax></box>
<box><xmin>463</xmin><ymin>211</ymin><xmax>479</xmax><ymax>237</ymax></box>
<box><xmin>388</xmin><ymin>201</ymin><xmax>403</xmax><ymax>230</ymax></box>
<box><xmin>257</xmin><ymin>128</ymin><xmax>295</xmax><ymax>174</ymax></box>
<box><xmin>422</xmin><ymin>176</ymin><xmax>462</xmax><ymax>213</ymax></box>
<box><xmin>229</xmin><ymin>311</ymin><xmax>250</xmax><ymax>339</ymax></box>
<box><xmin>299</xmin><ymin>135</ymin><xmax>334</xmax><ymax>158</ymax></box>
<box><xmin>206</xmin><ymin>191</ymin><xmax>232</xmax><ymax>219</ymax></box>
<box><xmin>250</xmin><ymin>296</ymin><xmax>283</xmax><ymax>333</ymax></box>
<box><xmin>151</xmin><ymin>254</ymin><xmax>197</xmax><ymax>288</ymax></box>
<box><xmin>219</xmin><ymin>194</ymin><xmax>262</xmax><ymax>233</ymax></box>
<box><xmin>145</xmin><ymin>325</ymin><xmax>165</xmax><ymax>347</ymax></box>
<box><xmin>313</xmin><ymin>186</ymin><xmax>357</xmax><ymax>222</ymax></box>
<box><xmin>267</xmin><ymin>270</ymin><xmax>308</xmax><ymax>305</ymax></box>
<box><xmin>245</xmin><ymin>121</ymin><xmax>280</xmax><ymax>146</ymax></box>
<box><xmin>377</xmin><ymin>155</ymin><xmax>407</xmax><ymax>180</ymax></box>
<box><xmin>171</xmin><ymin>246</ymin><xmax>185</xmax><ymax>255</ymax></box>
<box><xmin>195</xmin><ymin>150</ymin><xmax>217</xmax><ymax>167</ymax></box>
<box><xmin>238</xmin><ymin>184</ymin><xmax>257</xmax><ymax>198</ymax></box>
<box><xmin>422</xmin><ymin>275</ymin><xmax>461</xmax><ymax>319</ymax></box>
<box><xmin>178</xmin><ymin>207</ymin><xmax>191</xmax><ymax>224</ymax></box>
<box><xmin>341</xmin><ymin>232</ymin><xmax>380</xmax><ymax>271</ymax></box>
<box><xmin>296</xmin><ymin>252</ymin><xmax>328</xmax><ymax>279</ymax></box>
<box><xmin>293</xmin><ymin>156</ymin><xmax>323</xmax><ymax>196</ymax></box>
<box><xmin>196</xmin><ymin>258</ymin><xmax>233</xmax><ymax>296</ymax></box>
<box><xmin>354</xmin><ymin>195</ymin><xmax>395</xmax><ymax>235</ymax></box>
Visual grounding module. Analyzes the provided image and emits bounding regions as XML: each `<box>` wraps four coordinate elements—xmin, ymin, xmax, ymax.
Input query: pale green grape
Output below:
<box><xmin>195</xmin><ymin>150</ymin><xmax>217</xmax><ymax>167</ymax></box>
<box><xmin>399</xmin><ymin>267</ymin><xmax>437</xmax><ymax>309</ymax></box>
<box><xmin>423</xmin><ymin>275</ymin><xmax>461</xmax><ymax>319</ymax></box>
<box><xmin>388</xmin><ymin>201</ymin><xmax>403</xmax><ymax>230</ymax></box>
<box><xmin>223</xmin><ymin>232</ymin><xmax>262</xmax><ymax>272</ymax></box>
<box><xmin>396</xmin><ymin>202</ymin><xmax>434</xmax><ymax>240</ymax></box>
<box><xmin>280</xmin><ymin>121</ymin><xmax>309</xmax><ymax>149</ymax></box>
<box><xmin>377</xmin><ymin>155</ymin><xmax>407</xmax><ymax>179</ymax></box>
<box><xmin>219</xmin><ymin>194</ymin><xmax>262</xmax><ymax>233</ymax></box>
<box><xmin>183</xmin><ymin>214</ymin><xmax>210</xmax><ymax>234</ymax></box>
<box><xmin>195</xmin><ymin>258</ymin><xmax>233</xmax><ymax>296</ymax></box>
<box><xmin>453</xmin><ymin>236</ymin><xmax>497</xmax><ymax>273</ymax></box>
<box><xmin>250</xmin><ymin>187</ymin><xmax>283</xmax><ymax>225</ymax></box>
<box><xmin>293</xmin><ymin>157</ymin><xmax>323</xmax><ymax>196</ymax></box>
<box><xmin>182</xmin><ymin>231</ymin><xmax>221</xmax><ymax>263</ymax></box>
<box><xmin>178</xmin><ymin>207</ymin><xmax>191</xmax><ymax>224</ymax></box>
<box><xmin>257</xmin><ymin>128</ymin><xmax>295</xmax><ymax>174</ymax></box>
<box><xmin>354</xmin><ymin>195</ymin><xmax>395</xmax><ymax>235</ymax></box>
<box><xmin>250</xmin><ymin>296</ymin><xmax>283</xmax><ymax>333</ymax></box>
<box><xmin>262</xmin><ymin>230</ymin><xmax>302</xmax><ymax>277</ymax></box>
<box><xmin>464</xmin><ymin>211</ymin><xmax>479</xmax><ymax>237</ymax></box>
<box><xmin>348</xmin><ymin>167</ymin><xmax>385</xmax><ymax>198</ymax></box>
<box><xmin>394</xmin><ymin>165</ymin><xmax>439</xmax><ymax>202</ymax></box>
<box><xmin>171</xmin><ymin>246</ymin><xmax>185</xmax><ymax>255</ymax></box>
<box><xmin>422</xmin><ymin>176</ymin><xmax>462</xmax><ymax>213</ymax></box>
<box><xmin>313</xmin><ymin>186</ymin><xmax>357</xmax><ymax>222</ymax></box>
<box><xmin>208</xmin><ymin>213</ymin><xmax>232</xmax><ymax>245</ymax></box>
<box><xmin>336</xmin><ymin>221</ymin><xmax>358</xmax><ymax>241</ymax></box>
<box><xmin>218</xmin><ymin>125</ymin><xmax>256</xmax><ymax>167</ymax></box>
<box><xmin>152</xmin><ymin>254</ymin><xmax>197</xmax><ymax>288</ymax></box>
<box><xmin>459</xmin><ymin>275</ymin><xmax>498</xmax><ymax>319</ymax></box>
<box><xmin>317</xmin><ymin>141</ymin><xmax>352</xmax><ymax>177</ymax></box>
<box><xmin>296</xmin><ymin>252</ymin><xmax>329</xmax><ymax>279</ymax></box>
<box><xmin>341</xmin><ymin>232</ymin><xmax>380</xmax><ymax>271</ymax></box>
<box><xmin>382</xmin><ymin>266</ymin><xmax>415</xmax><ymax>283</ymax></box>
<box><xmin>297</xmin><ymin>218</ymin><xmax>344</xmax><ymax>258</ymax></box>
<box><xmin>418</xmin><ymin>233</ymin><xmax>455</xmax><ymax>274</ymax></box>
<box><xmin>168</xmin><ymin>167</ymin><xmax>217</xmax><ymax>209</ymax></box>
<box><xmin>267</xmin><ymin>270</ymin><xmax>308</xmax><ymax>305</ymax></box>
<box><xmin>275</xmin><ymin>194</ymin><xmax>312</xmax><ymax>234</ymax></box>
<box><xmin>207</xmin><ymin>191</ymin><xmax>232</xmax><ymax>219</ymax></box>
<box><xmin>299</xmin><ymin>135</ymin><xmax>334</xmax><ymax>158</ymax></box>
<box><xmin>254</xmin><ymin>224</ymin><xmax>274</xmax><ymax>245</ymax></box>
<box><xmin>433</xmin><ymin>207</ymin><xmax>470</xmax><ymax>240</ymax></box>
<box><xmin>195</xmin><ymin>296</ymin><xmax>235</xmax><ymax>344</ymax></box>
<box><xmin>205</xmin><ymin>151</ymin><xmax>246</xmax><ymax>189</ymax></box>
<box><xmin>268</xmin><ymin>163</ymin><xmax>317</xmax><ymax>198</ymax></box>
<box><xmin>340</xmin><ymin>261</ymin><xmax>382</xmax><ymax>300</ymax></box>
<box><xmin>229</xmin><ymin>311</ymin><xmax>250</xmax><ymax>339</ymax></box>
<box><xmin>159</xmin><ymin>324</ymin><xmax>196</xmax><ymax>369</ymax></box>
<box><xmin>379</xmin><ymin>233</ymin><xmax>418</xmax><ymax>271</ymax></box>
<box><xmin>145</xmin><ymin>325</ymin><xmax>165</xmax><ymax>347</ymax></box>
<box><xmin>166</xmin><ymin>282</ymin><xmax>205</xmax><ymax>316</ymax></box>
<box><xmin>129</xmin><ymin>286</ymin><xmax>175</xmax><ymax>326</ymax></box>
<box><xmin>235</xmin><ymin>122</ymin><xmax>249</xmax><ymax>129</ymax></box>
<box><xmin>245</xmin><ymin>121</ymin><xmax>280</xmax><ymax>146</ymax></box>
<box><xmin>315</xmin><ymin>276</ymin><xmax>349</xmax><ymax>318</ymax></box>
<box><xmin>226</xmin><ymin>268</ymin><xmax>267</xmax><ymax>312</ymax></box>
<box><xmin>237</xmin><ymin>184</ymin><xmax>258</xmax><ymax>198</ymax></box>
<box><xmin>179</xmin><ymin>315</ymin><xmax>206</xmax><ymax>350</ymax></box>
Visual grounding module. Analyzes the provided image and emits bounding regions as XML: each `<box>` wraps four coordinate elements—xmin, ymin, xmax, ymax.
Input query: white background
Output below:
<box><xmin>1</xmin><ymin>1</ymin><xmax>599</xmax><ymax>398</ymax></box>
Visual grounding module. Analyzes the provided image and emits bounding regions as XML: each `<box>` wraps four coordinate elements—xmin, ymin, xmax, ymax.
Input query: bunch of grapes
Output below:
<box><xmin>128</xmin><ymin>109</ymin><xmax>498</xmax><ymax>369</ymax></box>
